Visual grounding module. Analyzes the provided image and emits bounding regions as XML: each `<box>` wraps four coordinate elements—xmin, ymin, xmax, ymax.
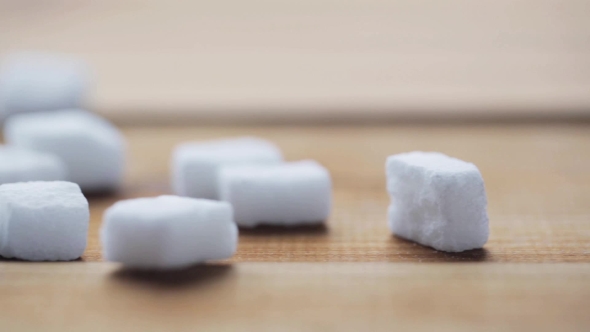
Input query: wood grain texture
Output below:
<box><xmin>0</xmin><ymin>262</ymin><xmax>589</xmax><ymax>332</ymax></box>
<box><xmin>1</xmin><ymin>123</ymin><xmax>590</xmax><ymax>331</ymax></box>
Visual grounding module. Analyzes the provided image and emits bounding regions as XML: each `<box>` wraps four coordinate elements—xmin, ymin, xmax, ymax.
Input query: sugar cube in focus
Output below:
<box><xmin>0</xmin><ymin>181</ymin><xmax>89</xmax><ymax>261</ymax></box>
<box><xmin>386</xmin><ymin>151</ymin><xmax>488</xmax><ymax>252</ymax></box>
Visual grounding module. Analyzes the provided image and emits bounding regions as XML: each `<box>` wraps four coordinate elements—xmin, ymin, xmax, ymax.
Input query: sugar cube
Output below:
<box><xmin>172</xmin><ymin>137</ymin><xmax>282</xmax><ymax>199</ymax></box>
<box><xmin>0</xmin><ymin>52</ymin><xmax>89</xmax><ymax>118</ymax></box>
<box><xmin>101</xmin><ymin>195</ymin><xmax>238</xmax><ymax>269</ymax></box>
<box><xmin>4</xmin><ymin>109</ymin><xmax>126</xmax><ymax>192</ymax></box>
<box><xmin>0</xmin><ymin>145</ymin><xmax>66</xmax><ymax>185</ymax></box>
<box><xmin>218</xmin><ymin>160</ymin><xmax>332</xmax><ymax>227</ymax></box>
<box><xmin>0</xmin><ymin>181</ymin><xmax>89</xmax><ymax>261</ymax></box>
<box><xmin>386</xmin><ymin>151</ymin><xmax>489</xmax><ymax>252</ymax></box>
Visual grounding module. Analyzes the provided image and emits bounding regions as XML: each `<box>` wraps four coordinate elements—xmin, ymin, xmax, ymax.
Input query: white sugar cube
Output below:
<box><xmin>0</xmin><ymin>145</ymin><xmax>66</xmax><ymax>185</ymax></box>
<box><xmin>0</xmin><ymin>181</ymin><xmax>89</xmax><ymax>261</ymax></box>
<box><xmin>101</xmin><ymin>195</ymin><xmax>238</xmax><ymax>269</ymax></box>
<box><xmin>172</xmin><ymin>137</ymin><xmax>282</xmax><ymax>199</ymax></box>
<box><xmin>219</xmin><ymin>160</ymin><xmax>332</xmax><ymax>227</ymax></box>
<box><xmin>0</xmin><ymin>52</ymin><xmax>90</xmax><ymax>118</ymax></box>
<box><xmin>4</xmin><ymin>109</ymin><xmax>126</xmax><ymax>191</ymax></box>
<box><xmin>386</xmin><ymin>152</ymin><xmax>489</xmax><ymax>252</ymax></box>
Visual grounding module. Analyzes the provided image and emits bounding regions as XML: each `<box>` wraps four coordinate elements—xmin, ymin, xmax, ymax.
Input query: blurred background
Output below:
<box><xmin>1</xmin><ymin>0</ymin><xmax>589</xmax><ymax>124</ymax></box>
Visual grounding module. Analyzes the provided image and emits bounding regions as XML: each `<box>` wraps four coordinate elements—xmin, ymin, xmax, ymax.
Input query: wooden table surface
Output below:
<box><xmin>1</xmin><ymin>123</ymin><xmax>589</xmax><ymax>331</ymax></box>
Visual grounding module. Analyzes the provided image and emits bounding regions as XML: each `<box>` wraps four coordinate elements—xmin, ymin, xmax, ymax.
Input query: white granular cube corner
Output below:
<box><xmin>101</xmin><ymin>195</ymin><xmax>238</xmax><ymax>269</ymax></box>
<box><xmin>4</xmin><ymin>109</ymin><xmax>126</xmax><ymax>192</ymax></box>
<box><xmin>219</xmin><ymin>160</ymin><xmax>332</xmax><ymax>227</ymax></box>
<box><xmin>172</xmin><ymin>137</ymin><xmax>282</xmax><ymax>199</ymax></box>
<box><xmin>0</xmin><ymin>145</ymin><xmax>67</xmax><ymax>185</ymax></box>
<box><xmin>386</xmin><ymin>151</ymin><xmax>489</xmax><ymax>252</ymax></box>
<box><xmin>0</xmin><ymin>52</ymin><xmax>90</xmax><ymax>118</ymax></box>
<box><xmin>0</xmin><ymin>181</ymin><xmax>89</xmax><ymax>261</ymax></box>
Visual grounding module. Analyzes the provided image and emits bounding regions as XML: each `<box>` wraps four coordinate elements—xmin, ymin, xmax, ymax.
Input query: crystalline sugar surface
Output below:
<box><xmin>386</xmin><ymin>152</ymin><xmax>488</xmax><ymax>252</ymax></box>
<box><xmin>0</xmin><ymin>181</ymin><xmax>89</xmax><ymax>261</ymax></box>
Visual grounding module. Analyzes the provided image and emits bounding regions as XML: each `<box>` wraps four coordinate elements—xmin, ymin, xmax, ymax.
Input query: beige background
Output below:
<box><xmin>1</xmin><ymin>0</ymin><xmax>589</xmax><ymax>122</ymax></box>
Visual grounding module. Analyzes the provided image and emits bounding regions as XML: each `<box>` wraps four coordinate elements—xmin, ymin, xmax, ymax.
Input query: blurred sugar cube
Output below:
<box><xmin>219</xmin><ymin>160</ymin><xmax>332</xmax><ymax>227</ymax></box>
<box><xmin>172</xmin><ymin>137</ymin><xmax>282</xmax><ymax>199</ymax></box>
<box><xmin>101</xmin><ymin>195</ymin><xmax>238</xmax><ymax>269</ymax></box>
<box><xmin>4</xmin><ymin>109</ymin><xmax>126</xmax><ymax>192</ymax></box>
<box><xmin>0</xmin><ymin>52</ymin><xmax>90</xmax><ymax>119</ymax></box>
<box><xmin>0</xmin><ymin>145</ymin><xmax>66</xmax><ymax>185</ymax></box>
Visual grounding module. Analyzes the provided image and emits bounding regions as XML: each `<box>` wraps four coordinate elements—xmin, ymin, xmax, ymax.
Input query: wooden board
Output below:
<box><xmin>82</xmin><ymin>124</ymin><xmax>590</xmax><ymax>263</ymax></box>
<box><xmin>1</xmin><ymin>263</ymin><xmax>589</xmax><ymax>332</ymax></box>
<box><xmin>1</xmin><ymin>123</ymin><xmax>590</xmax><ymax>330</ymax></box>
